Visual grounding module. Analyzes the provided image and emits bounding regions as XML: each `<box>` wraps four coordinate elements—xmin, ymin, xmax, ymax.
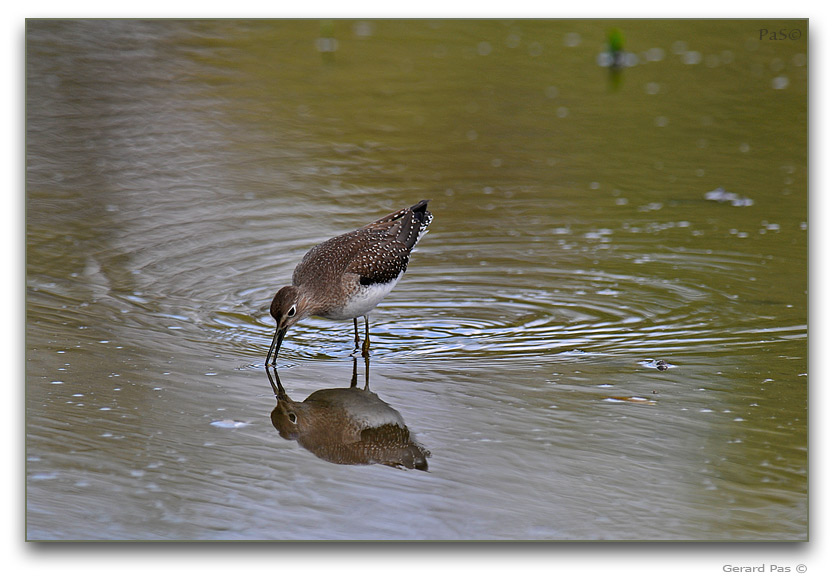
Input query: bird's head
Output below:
<box><xmin>265</xmin><ymin>285</ymin><xmax>308</xmax><ymax>364</ymax></box>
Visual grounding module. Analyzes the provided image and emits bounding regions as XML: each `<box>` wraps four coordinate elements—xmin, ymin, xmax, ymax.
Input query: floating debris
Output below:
<box><xmin>602</xmin><ymin>396</ymin><xmax>657</xmax><ymax>405</ymax></box>
<box><xmin>210</xmin><ymin>419</ymin><xmax>249</xmax><ymax>429</ymax></box>
<box><xmin>640</xmin><ymin>359</ymin><xmax>673</xmax><ymax>371</ymax></box>
<box><xmin>597</xmin><ymin>28</ymin><xmax>638</xmax><ymax>69</ymax></box>
<box><xmin>704</xmin><ymin>187</ymin><xmax>754</xmax><ymax>207</ymax></box>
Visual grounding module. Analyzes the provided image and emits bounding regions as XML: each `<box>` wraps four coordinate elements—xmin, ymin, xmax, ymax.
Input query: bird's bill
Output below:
<box><xmin>265</xmin><ymin>325</ymin><xmax>287</xmax><ymax>366</ymax></box>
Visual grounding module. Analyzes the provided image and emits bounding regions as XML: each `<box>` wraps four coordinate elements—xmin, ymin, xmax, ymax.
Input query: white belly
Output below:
<box><xmin>323</xmin><ymin>273</ymin><xmax>403</xmax><ymax>320</ymax></box>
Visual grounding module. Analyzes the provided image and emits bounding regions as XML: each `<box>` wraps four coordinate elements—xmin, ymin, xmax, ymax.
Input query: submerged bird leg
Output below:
<box><xmin>353</xmin><ymin>318</ymin><xmax>361</xmax><ymax>351</ymax></box>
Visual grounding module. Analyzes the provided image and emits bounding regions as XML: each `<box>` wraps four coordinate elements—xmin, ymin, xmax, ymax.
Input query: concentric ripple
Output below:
<box><xmin>27</xmin><ymin>186</ymin><xmax>805</xmax><ymax>369</ymax></box>
<box><xmin>220</xmin><ymin>234</ymin><xmax>804</xmax><ymax>366</ymax></box>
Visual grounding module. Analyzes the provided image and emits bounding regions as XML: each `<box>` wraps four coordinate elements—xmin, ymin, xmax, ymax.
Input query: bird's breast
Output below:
<box><xmin>319</xmin><ymin>273</ymin><xmax>403</xmax><ymax>320</ymax></box>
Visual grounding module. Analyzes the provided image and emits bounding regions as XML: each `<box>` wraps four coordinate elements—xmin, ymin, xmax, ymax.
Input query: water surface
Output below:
<box><xmin>26</xmin><ymin>19</ymin><xmax>807</xmax><ymax>540</ymax></box>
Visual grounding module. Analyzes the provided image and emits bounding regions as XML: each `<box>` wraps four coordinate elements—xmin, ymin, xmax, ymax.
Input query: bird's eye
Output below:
<box><xmin>287</xmin><ymin>304</ymin><xmax>296</xmax><ymax>318</ymax></box>
<box><xmin>288</xmin><ymin>412</ymin><xmax>298</xmax><ymax>424</ymax></box>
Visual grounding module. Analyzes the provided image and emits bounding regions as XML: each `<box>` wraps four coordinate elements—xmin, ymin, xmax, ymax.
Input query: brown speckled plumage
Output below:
<box><xmin>265</xmin><ymin>200</ymin><xmax>432</xmax><ymax>363</ymax></box>
<box><xmin>268</xmin><ymin>366</ymin><xmax>430</xmax><ymax>470</ymax></box>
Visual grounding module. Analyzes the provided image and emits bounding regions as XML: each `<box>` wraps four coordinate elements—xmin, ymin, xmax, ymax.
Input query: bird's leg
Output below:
<box><xmin>361</xmin><ymin>315</ymin><xmax>371</xmax><ymax>357</ymax></box>
<box><xmin>353</xmin><ymin>317</ymin><xmax>361</xmax><ymax>351</ymax></box>
<box><xmin>363</xmin><ymin>350</ymin><xmax>370</xmax><ymax>390</ymax></box>
<box><xmin>350</xmin><ymin>356</ymin><xmax>358</xmax><ymax>389</ymax></box>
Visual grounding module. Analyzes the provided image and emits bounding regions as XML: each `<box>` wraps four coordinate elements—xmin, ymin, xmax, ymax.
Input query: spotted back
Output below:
<box><xmin>366</xmin><ymin>199</ymin><xmax>432</xmax><ymax>249</ymax></box>
<box><xmin>292</xmin><ymin>200</ymin><xmax>432</xmax><ymax>291</ymax></box>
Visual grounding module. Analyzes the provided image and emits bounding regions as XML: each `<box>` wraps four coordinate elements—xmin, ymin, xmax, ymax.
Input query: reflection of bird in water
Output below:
<box><xmin>266</xmin><ymin>360</ymin><xmax>430</xmax><ymax>471</ymax></box>
<box><xmin>265</xmin><ymin>200</ymin><xmax>433</xmax><ymax>364</ymax></box>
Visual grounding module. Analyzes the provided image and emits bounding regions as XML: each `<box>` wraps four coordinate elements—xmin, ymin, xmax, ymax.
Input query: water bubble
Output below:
<box><xmin>315</xmin><ymin>37</ymin><xmax>338</xmax><ymax>53</ymax></box>
<box><xmin>528</xmin><ymin>42</ymin><xmax>543</xmax><ymax>57</ymax></box>
<box><xmin>353</xmin><ymin>21</ymin><xmax>374</xmax><ymax>37</ymax></box>
<box><xmin>639</xmin><ymin>202</ymin><xmax>664</xmax><ymax>212</ymax></box>
<box><xmin>563</xmin><ymin>32</ymin><xmax>581</xmax><ymax>47</ymax></box>
<box><xmin>704</xmin><ymin>188</ymin><xmax>754</xmax><ymax>206</ymax></box>
<box><xmin>771</xmin><ymin>76</ymin><xmax>789</xmax><ymax>90</ymax></box>
<box><xmin>645</xmin><ymin>47</ymin><xmax>665</xmax><ymax>61</ymax></box>
<box><xmin>477</xmin><ymin>41</ymin><xmax>492</xmax><ymax>56</ymax></box>
<box><xmin>596</xmin><ymin>52</ymin><xmax>613</xmax><ymax>67</ymax></box>
<box><xmin>682</xmin><ymin>50</ymin><xmax>702</xmax><ymax>65</ymax></box>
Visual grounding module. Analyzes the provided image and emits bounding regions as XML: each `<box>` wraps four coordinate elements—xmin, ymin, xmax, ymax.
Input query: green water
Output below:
<box><xmin>26</xmin><ymin>19</ymin><xmax>807</xmax><ymax>540</ymax></box>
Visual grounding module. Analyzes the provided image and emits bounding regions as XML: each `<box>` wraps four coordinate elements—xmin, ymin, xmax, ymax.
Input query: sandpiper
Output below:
<box><xmin>266</xmin><ymin>363</ymin><xmax>430</xmax><ymax>470</ymax></box>
<box><xmin>266</xmin><ymin>200</ymin><xmax>432</xmax><ymax>364</ymax></box>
